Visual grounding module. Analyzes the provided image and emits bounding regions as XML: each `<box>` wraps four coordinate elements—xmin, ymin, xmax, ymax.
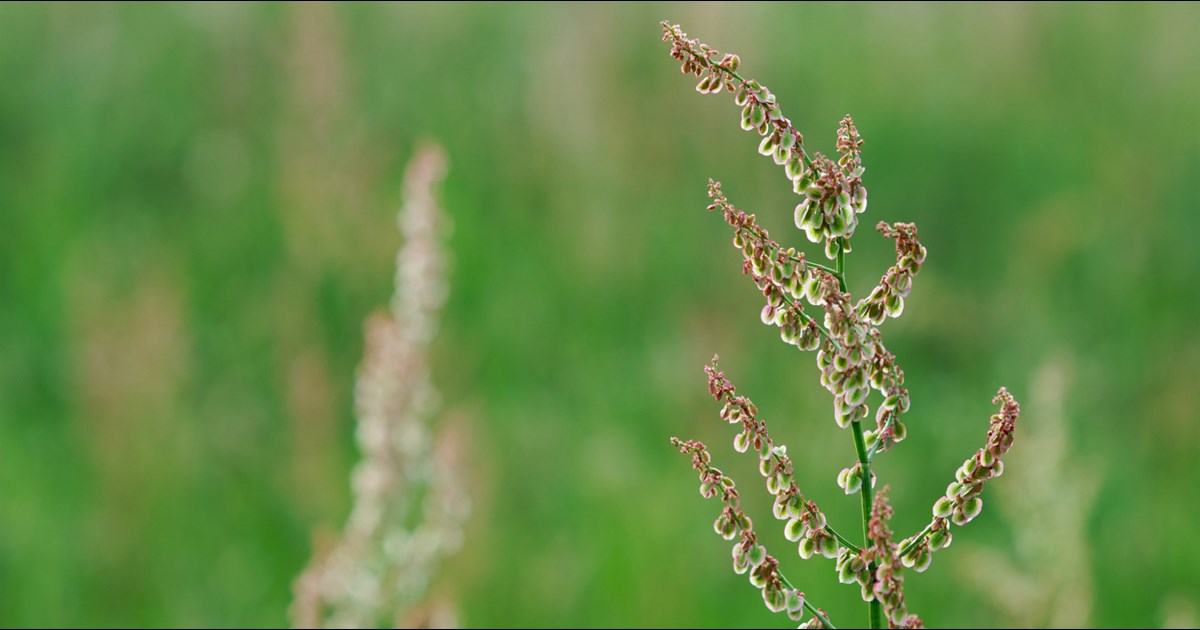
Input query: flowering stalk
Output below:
<box><xmin>662</xmin><ymin>21</ymin><xmax>1021</xmax><ymax>628</ymax></box>
<box><xmin>671</xmin><ymin>437</ymin><xmax>833</xmax><ymax>628</ymax></box>
<box><xmin>291</xmin><ymin>144</ymin><xmax>469</xmax><ymax>628</ymax></box>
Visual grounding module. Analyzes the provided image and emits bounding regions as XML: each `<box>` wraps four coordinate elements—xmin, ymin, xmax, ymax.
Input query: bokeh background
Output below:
<box><xmin>2</xmin><ymin>2</ymin><xmax>1198</xmax><ymax>627</ymax></box>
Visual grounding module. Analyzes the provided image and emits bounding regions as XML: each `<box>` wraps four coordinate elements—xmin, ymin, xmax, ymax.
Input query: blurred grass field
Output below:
<box><xmin>1</xmin><ymin>2</ymin><xmax>1198</xmax><ymax>627</ymax></box>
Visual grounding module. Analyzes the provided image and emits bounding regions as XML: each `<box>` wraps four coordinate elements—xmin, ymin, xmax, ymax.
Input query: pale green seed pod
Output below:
<box><xmin>840</xmin><ymin>467</ymin><xmax>862</xmax><ymax>494</ymax></box>
<box><xmin>800</xmin><ymin>326</ymin><xmax>821</xmax><ymax>351</ymax></box>
<box><xmin>772</xmin><ymin>494</ymin><xmax>790</xmax><ymax>520</ymax></box>
<box><xmin>827</xmin><ymin>206</ymin><xmax>848</xmax><ymax>236</ymax></box>
<box><xmin>786</xmin><ymin>154</ymin><xmax>805</xmax><ymax>181</ymax></box>
<box><xmin>759</xmin><ymin>132</ymin><xmax>779</xmax><ymax>157</ymax></box>
<box><xmin>763</xmin><ymin>584</ymin><xmax>787</xmax><ymax>613</ymax></box>
<box><xmin>785</xmin><ymin>589</ymin><xmax>805</xmax><ymax>615</ymax></box>
<box><xmin>749</xmin><ymin>562</ymin><xmax>769</xmax><ymax>588</ymax></box>
<box><xmin>933</xmin><ymin>497</ymin><xmax>954</xmax><ymax>518</ymax></box>
<box><xmin>863</xmin><ymin>430</ymin><xmax>878</xmax><ymax>452</ymax></box>
<box><xmin>740</xmin><ymin>103</ymin><xmax>756</xmax><ymax>131</ymax></box>
<box><xmin>714</xmin><ymin>513</ymin><xmax>729</xmax><ymax>536</ymax></box>
<box><xmin>824</xmin><ymin>237</ymin><xmax>840</xmax><ymax>260</ymax></box>
<box><xmin>721</xmin><ymin>517</ymin><xmax>738</xmax><ymax>540</ymax></box>
<box><xmin>778</xmin><ymin>130</ymin><xmax>796</xmax><ymax>153</ymax></box>
<box><xmin>892</xmin><ymin>271</ymin><xmax>912</xmax><ymax>296</ymax></box>
<box><xmin>820</xmin><ymin>534</ymin><xmax>839</xmax><ymax>558</ymax></box>
<box><xmin>733</xmin><ymin>431</ymin><xmax>751</xmax><ymax>453</ymax></box>
<box><xmin>732</xmin><ymin>544</ymin><xmax>750</xmax><ymax>575</ymax></box>
<box><xmin>748</xmin><ymin>103</ymin><xmax>766</xmax><ymax>128</ymax></box>
<box><xmin>802</xmin><ymin>225</ymin><xmax>820</xmax><ymax>244</ymax></box>
<box><xmin>838</xmin><ymin>557</ymin><xmax>858</xmax><ymax>584</ymax></box>
<box><xmin>885</xmin><ymin>292</ymin><xmax>904</xmax><ymax>318</ymax></box>
<box><xmin>765</xmin><ymin>102</ymin><xmax>782</xmax><ymax>122</ymax></box>
<box><xmin>798</xmin><ymin>536</ymin><xmax>817</xmax><ymax>559</ymax></box>
<box><xmin>961</xmin><ymin>496</ymin><xmax>983</xmax><ymax>522</ymax></box>
<box><xmin>760</xmin><ymin>304</ymin><xmax>776</xmax><ymax>326</ymax></box>
<box><xmin>747</xmin><ymin>543</ymin><xmax>767</xmax><ymax>567</ymax></box>
<box><xmin>773</xmin><ymin>143</ymin><xmax>789</xmax><ymax>166</ymax></box>
<box><xmin>734</xmin><ymin>85</ymin><xmax>749</xmax><ymax>106</ymax></box>
<box><xmin>795</xmin><ymin>200</ymin><xmax>813</xmax><ymax>230</ymax></box>
<box><xmin>844</xmin><ymin>384</ymin><xmax>868</xmax><ymax>407</ymax></box>
<box><xmin>867</xmin><ymin>300</ymin><xmax>886</xmax><ymax>325</ymax></box>
<box><xmin>912</xmin><ymin>547</ymin><xmax>932</xmax><ymax>572</ymax></box>
<box><xmin>784</xmin><ymin>517</ymin><xmax>806</xmax><ymax>542</ymax></box>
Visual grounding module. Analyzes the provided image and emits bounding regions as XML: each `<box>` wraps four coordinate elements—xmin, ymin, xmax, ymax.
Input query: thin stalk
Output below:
<box><xmin>898</xmin><ymin>522</ymin><xmax>936</xmax><ymax>558</ymax></box>
<box><xmin>826</xmin><ymin>525</ymin><xmax>862</xmax><ymax>555</ymax></box>
<box><xmin>865</xmin><ymin>414</ymin><xmax>895</xmax><ymax>462</ymax></box>
<box><xmin>838</xmin><ymin>237</ymin><xmax>883</xmax><ymax>630</ymax></box>
<box><xmin>778</xmin><ymin>573</ymin><xmax>837</xmax><ymax>629</ymax></box>
<box><xmin>677</xmin><ymin>44</ymin><xmax>816</xmax><ymax>171</ymax></box>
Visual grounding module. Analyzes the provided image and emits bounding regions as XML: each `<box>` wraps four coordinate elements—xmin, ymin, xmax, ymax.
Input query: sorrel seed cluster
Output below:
<box><xmin>662</xmin><ymin>22</ymin><xmax>1021</xmax><ymax>629</ymax></box>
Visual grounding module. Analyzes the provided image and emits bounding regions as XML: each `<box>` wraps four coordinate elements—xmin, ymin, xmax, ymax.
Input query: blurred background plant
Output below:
<box><xmin>0</xmin><ymin>3</ymin><xmax>1197</xmax><ymax>627</ymax></box>
<box><xmin>291</xmin><ymin>142</ymin><xmax>467</xmax><ymax>628</ymax></box>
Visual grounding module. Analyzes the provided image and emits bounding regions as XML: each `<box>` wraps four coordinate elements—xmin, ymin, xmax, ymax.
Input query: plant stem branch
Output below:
<box><xmin>826</xmin><ymin>525</ymin><xmax>862</xmax><ymax>554</ymax></box>
<box><xmin>678</xmin><ymin>44</ymin><xmax>815</xmax><ymax>171</ymax></box>
<box><xmin>898</xmin><ymin>522</ymin><xmax>936</xmax><ymax>558</ymax></box>
<box><xmin>777</xmin><ymin>573</ymin><xmax>837</xmax><ymax>629</ymax></box>
<box><xmin>865</xmin><ymin>414</ymin><xmax>895</xmax><ymax>462</ymax></box>
<box><xmin>838</xmin><ymin>237</ymin><xmax>883</xmax><ymax>630</ymax></box>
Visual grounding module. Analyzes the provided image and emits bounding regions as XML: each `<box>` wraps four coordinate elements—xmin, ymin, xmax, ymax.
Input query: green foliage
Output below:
<box><xmin>0</xmin><ymin>3</ymin><xmax>1197</xmax><ymax>627</ymax></box>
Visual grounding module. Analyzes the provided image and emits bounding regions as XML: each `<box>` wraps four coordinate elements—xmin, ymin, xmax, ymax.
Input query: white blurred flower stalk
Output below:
<box><xmin>293</xmin><ymin>144</ymin><xmax>469</xmax><ymax>628</ymax></box>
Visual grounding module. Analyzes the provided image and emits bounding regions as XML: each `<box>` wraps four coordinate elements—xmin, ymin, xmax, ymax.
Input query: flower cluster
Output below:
<box><xmin>865</xmin><ymin>488</ymin><xmax>924</xmax><ymax>628</ymax></box>
<box><xmin>706</xmin><ymin>358</ymin><xmax>841</xmax><ymax>561</ymax></box>
<box><xmin>707</xmin><ymin>180</ymin><xmax>833</xmax><ymax>348</ymax></box>
<box><xmin>704</xmin><ymin>178</ymin><xmax>921</xmax><ymax>451</ymax></box>
<box><xmin>856</xmin><ymin>222</ymin><xmax>927</xmax><ymax>325</ymax></box>
<box><xmin>664</xmin><ymin>22</ymin><xmax>874</xmax><ymax>257</ymax></box>
<box><xmin>292</xmin><ymin>144</ymin><xmax>469</xmax><ymax>628</ymax></box>
<box><xmin>935</xmin><ymin>387</ymin><xmax>1020</xmax><ymax>525</ymax></box>
<box><xmin>663</xmin><ymin>21</ymin><xmax>1021</xmax><ymax>629</ymax></box>
<box><xmin>670</xmin><ymin>438</ymin><xmax>815</xmax><ymax>624</ymax></box>
<box><xmin>896</xmin><ymin>388</ymin><xmax>1022</xmax><ymax>579</ymax></box>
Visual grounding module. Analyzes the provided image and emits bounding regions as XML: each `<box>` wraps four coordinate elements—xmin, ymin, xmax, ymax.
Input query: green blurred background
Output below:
<box><xmin>2</xmin><ymin>2</ymin><xmax>1198</xmax><ymax>627</ymax></box>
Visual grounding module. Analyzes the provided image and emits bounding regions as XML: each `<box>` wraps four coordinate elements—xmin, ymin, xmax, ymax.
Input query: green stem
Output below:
<box><xmin>777</xmin><ymin>573</ymin><xmax>837</xmax><ymax>629</ymax></box>
<box><xmin>679</xmin><ymin>44</ymin><xmax>815</xmax><ymax>171</ymax></box>
<box><xmin>865</xmin><ymin>414</ymin><xmax>895</xmax><ymax>462</ymax></box>
<box><xmin>898</xmin><ymin>522</ymin><xmax>936</xmax><ymax>558</ymax></box>
<box><xmin>838</xmin><ymin>237</ymin><xmax>883</xmax><ymax>630</ymax></box>
<box><xmin>826</xmin><ymin>525</ymin><xmax>862</xmax><ymax>554</ymax></box>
